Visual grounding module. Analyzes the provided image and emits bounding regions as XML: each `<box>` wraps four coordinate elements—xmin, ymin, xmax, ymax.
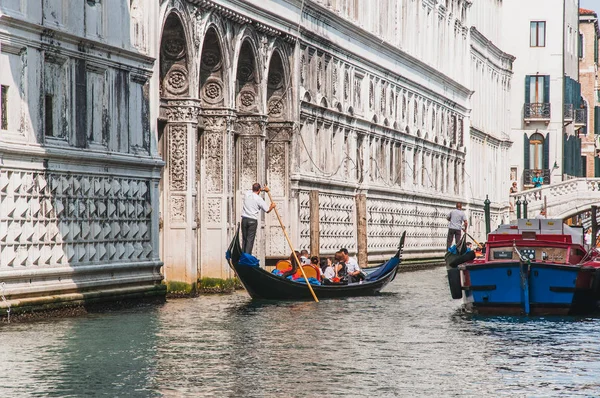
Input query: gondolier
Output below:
<box><xmin>446</xmin><ymin>202</ymin><xmax>468</xmax><ymax>249</ymax></box>
<box><xmin>241</xmin><ymin>183</ymin><xmax>276</xmax><ymax>254</ymax></box>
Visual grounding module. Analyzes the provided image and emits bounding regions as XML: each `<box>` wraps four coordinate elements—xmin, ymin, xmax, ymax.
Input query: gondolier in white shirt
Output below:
<box><xmin>340</xmin><ymin>248</ymin><xmax>363</xmax><ymax>283</ymax></box>
<box><xmin>446</xmin><ymin>202</ymin><xmax>468</xmax><ymax>249</ymax></box>
<box><xmin>241</xmin><ymin>183</ymin><xmax>276</xmax><ymax>254</ymax></box>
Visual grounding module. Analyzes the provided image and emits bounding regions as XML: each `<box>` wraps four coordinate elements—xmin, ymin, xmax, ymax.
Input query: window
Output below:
<box><xmin>525</xmin><ymin>75</ymin><xmax>549</xmax><ymax>103</ymax></box>
<box><xmin>530</xmin><ymin>21</ymin><xmax>546</xmax><ymax>47</ymax></box>
<box><xmin>0</xmin><ymin>85</ymin><xmax>7</xmax><ymax>130</ymax></box>
<box><xmin>529</xmin><ymin>133</ymin><xmax>545</xmax><ymax>170</ymax></box>
<box><xmin>579</xmin><ymin>33</ymin><xmax>584</xmax><ymax>58</ymax></box>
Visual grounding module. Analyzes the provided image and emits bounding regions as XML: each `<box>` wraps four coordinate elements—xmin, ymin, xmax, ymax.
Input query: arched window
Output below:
<box><xmin>529</xmin><ymin>132</ymin><xmax>544</xmax><ymax>170</ymax></box>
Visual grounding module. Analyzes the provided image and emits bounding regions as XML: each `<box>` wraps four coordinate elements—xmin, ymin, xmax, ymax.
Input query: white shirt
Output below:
<box><xmin>323</xmin><ymin>266</ymin><xmax>335</xmax><ymax>279</ymax></box>
<box><xmin>447</xmin><ymin>209</ymin><xmax>467</xmax><ymax>230</ymax></box>
<box><xmin>345</xmin><ymin>256</ymin><xmax>360</xmax><ymax>274</ymax></box>
<box><xmin>241</xmin><ymin>190</ymin><xmax>269</xmax><ymax>220</ymax></box>
<box><xmin>300</xmin><ymin>256</ymin><xmax>311</xmax><ymax>265</ymax></box>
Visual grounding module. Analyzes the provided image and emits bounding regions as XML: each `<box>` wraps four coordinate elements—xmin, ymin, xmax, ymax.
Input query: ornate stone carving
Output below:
<box><xmin>163</xmin><ymin>101</ymin><xmax>202</xmax><ymax>123</ymax></box>
<box><xmin>354</xmin><ymin>77</ymin><xmax>362</xmax><ymax>107</ymax></box>
<box><xmin>268</xmin><ymin>71</ymin><xmax>284</xmax><ymax>90</ymax></box>
<box><xmin>165</xmin><ymin>64</ymin><xmax>188</xmax><ymax>96</ymax></box>
<box><xmin>0</xmin><ymin>169</ymin><xmax>154</xmax><ymax>267</ymax></box>
<box><xmin>202</xmin><ymin>78</ymin><xmax>224</xmax><ymax>105</ymax></box>
<box><xmin>170</xmin><ymin>196</ymin><xmax>185</xmax><ymax>222</ymax></box>
<box><xmin>380</xmin><ymin>86</ymin><xmax>386</xmax><ymax>114</ymax></box>
<box><xmin>268</xmin><ymin>96</ymin><xmax>283</xmax><ymax>118</ymax></box>
<box><xmin>201</xmin><ymin>49</ymin><xmax>223</xmax><ymax>72</ymax></box>
<box><xmin>300</xmin><ymin>54</ymin><xmax>306</xmax><ymax>84</ymax></box>
<box><xmin>332</xmin><ymin>66</ymin><xmax>338</xmax><ymax>97</ymax></box>
<box><xmin>239</xmin><ymin>89</ymin><xmax>256</xmax><ymax>110</ymax></box>
<box><xmin>317</xmin><ymin>59</ymin><xmax>323</xmax><ymax>90</ymax></box>
<box><xmin>240</xmin><ymin>138</ymin><xmax>258</xmax><ymax>192</ymax></box>
<box><xmin>237</xmin><ymin>61</ymin><xmax>254</xmax><ymax>83</ymax></box>
<box><xmin>169</xmin><ymin>125</ymin><xmax>187</xmax><ymax>191</ymax></box>
<box><xmin>369</xmin><ymin>81</ymin><xmax>374</xmax><ymax>109</ymax></box>
<box><xmin>204</xmin><ymin>132</ymin><xmax>223</xmax><ymax>193</ymax></box>
<box><xmin>267</xmin><ymin>141</ymin><xmax>286</xmax><ymax>194</ymax></box>
<box><xmin>344</xmin><ymin>70</ymin><xmax>350</xmax><ymax>101</ymax></box>
<box><xmin>162</xmin><ymin>37</ymin><xmax>186</xmax><ymax>60</ymax></box>
<box><xmin>206</xmin><ymin>198</ymin><xmax>222</xmax><ymax>223</ymax></box>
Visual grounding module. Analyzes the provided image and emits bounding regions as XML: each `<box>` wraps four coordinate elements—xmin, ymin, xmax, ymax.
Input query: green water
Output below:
<box><xmin>2</xmin><ymin>268</ymin><xmax>600</xmax><ymax>397</ymax></box>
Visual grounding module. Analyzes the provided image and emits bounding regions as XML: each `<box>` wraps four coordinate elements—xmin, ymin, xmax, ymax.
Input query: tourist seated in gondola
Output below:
<box><xmin>300</xmin><ymin>249</ymin><xmax>311</xmax><ymax>265</ymax></box>
<box><xmin>334</xmin><ymin>251</ymin><xmax>346</xmax><ymax>276</ymax></box>
<box><xmin>321</xmin><ymin>257</ymin><xmax>337</xmax><ymax>282</ymax></box>
<box><xmin>340</xmin><ymin>248</ymin><xmax>364</xmax><ymax>283</ymax></box>
<box><xmin>281</xmin><ymin>251</ymin><xmax>300</xmax><ymax>279</ymax></box>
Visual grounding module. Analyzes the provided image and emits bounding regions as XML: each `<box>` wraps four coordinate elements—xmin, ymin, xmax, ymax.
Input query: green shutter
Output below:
<box><xmin>543</xmin><ymin>135</ymin><xmax>549</xmax><ymax>170</ymax></box>
<box><xmin>543</xmin><ymin>75</ymin><xmax>550</xmax><ymax>103</ymax></box>
<box><xmin>525</xmin><ymin>76</ymin><xmax>531</xmax><ymax>103</ymax></box>
<box><xmin>595</xmin><ymin>37</ymin><xmax>599</xmax><ymax>64</ymax></box>
<box><xmin>524</xmin><ymin>133</ymin><xmax>530</xmax><ymax>169</ymax></box>
<box><xmin>595</xmin><ymin>106</ymin><xmax>600</xmax><ymax>135</ymax></box>
<box><xmin>595</xmin><ymin>156</ymin><xmax>600</xmax><ymax>177</ymax></box>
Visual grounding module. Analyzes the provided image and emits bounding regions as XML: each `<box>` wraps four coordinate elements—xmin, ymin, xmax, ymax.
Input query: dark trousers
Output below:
<box><xmin>447</xmin><ymin>228</ymin><xmax>462</xmax><ymax>249</ymax></box>
<box><xmin>241</xmin><ymin>217</ymin><xmax>258</xmax><ymax>254</ymax></box>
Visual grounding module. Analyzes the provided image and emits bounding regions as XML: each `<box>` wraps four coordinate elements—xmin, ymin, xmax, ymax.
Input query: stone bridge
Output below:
<box><xmin>510</xmin><ymin>178</ymin><xmax>600</xmax><ymax>220</ymax></box>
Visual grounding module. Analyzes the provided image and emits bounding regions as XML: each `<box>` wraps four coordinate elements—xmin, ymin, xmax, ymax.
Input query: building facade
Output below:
<box><xmin>0</xmin><ymin>1</ymin><xmax>164</xmax><ymax>308</ymax></box>
<box><xmin>1</xmin><ymin>0</ymin><xmax>515</xmax><ymax>306</ymax></box>
<box><xmin>468</xmin><ymin>0</ymin><xmax>514</xmax><ymax>235</ymax></box>
<box><xmin>579</xmin><ymin>8</ymin><xmax>600</xmax><ymax>177</ymax></box>
<box><xmin>502</xmin><ymin>0</ymin><xmax>583</xmax><ymax>194</ymax></box>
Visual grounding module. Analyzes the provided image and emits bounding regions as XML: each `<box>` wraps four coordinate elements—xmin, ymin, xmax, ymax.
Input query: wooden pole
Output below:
<box><xmin>356</xmin><ymin>193</ymin><xmax>368</xmax><ymax>267</ymax></box>
<box><xmin>592</xmin><ymin>205</ymin><xmax>598</xmax><ymax>248</ymax></box>
<box><xmin>265</xmin><ymin>190</ymin><xmax>319</xmax><ymax>302</ymax></box>
<box><xmin>309</xmin><ymin>190</ymin><xmax>320</xmax><ymax>258</ymax></box>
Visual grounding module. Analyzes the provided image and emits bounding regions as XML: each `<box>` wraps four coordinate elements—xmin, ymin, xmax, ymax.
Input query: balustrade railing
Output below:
<box><xmin>564</xmin><ymin>104</ymin><xmax>574</xmax><ymax>120</ymax></box>
<box><xmin>524</xmin><ymin>103</ymin><xmax>551</xmax><ymax>119</ymax></box>
<box><xmin>575</xmin><ymin>108</ymin><xmax>587</xmax><ymax>125</ymax></box>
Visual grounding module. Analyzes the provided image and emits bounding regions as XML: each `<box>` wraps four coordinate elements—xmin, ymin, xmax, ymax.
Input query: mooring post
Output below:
<box><xmin>592</xmin><ymin>205</ymin><xmax>598</xmax><ymax>248</ymax></box>
<box><xmin>516</xmin><ymin>197</ymin><xmax>522</xmax><ymax>219</ymax></box>
<box><xmin>309</xmin><ymin>190</ymin><xmax>320</xmax><ymax>257</ymax></box>
<box><xmin>356</xmin><ymin>193</ymin><xmax>368</xmax><ymax>267</ymax></box>
<box><xmin>484</xmin><ymin>195</ymin><xmax>491</xmax><ymax>235</ymax></box>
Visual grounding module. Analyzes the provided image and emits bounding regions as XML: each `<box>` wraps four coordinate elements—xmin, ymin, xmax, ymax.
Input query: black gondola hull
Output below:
<box><xmin>227</xmin><ymin>226</ymin><xmax>404</xmax><ymax>300</ymax></box>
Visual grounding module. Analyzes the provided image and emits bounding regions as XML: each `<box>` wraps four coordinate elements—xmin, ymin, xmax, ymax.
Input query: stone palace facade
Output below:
<box><xmin>0</xmin><ymin>0</ymin><xmax>513</xmax><ymax>303</ymax></box>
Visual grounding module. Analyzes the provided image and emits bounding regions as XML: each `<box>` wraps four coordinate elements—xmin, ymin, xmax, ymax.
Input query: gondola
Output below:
<box><xmin>226</xmin><ymin>226</ymin><xmax>405</xmax><ymax>300</ymax></box>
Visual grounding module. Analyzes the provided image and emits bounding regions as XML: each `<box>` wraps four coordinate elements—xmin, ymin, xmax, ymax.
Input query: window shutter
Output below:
<box><xmin>524</xmin><ymin>76</ymin><xmax>530</xmax><ymax>104</ymax></box>
<box><xmin>595</xmin><ymin>37</ymin><xmax>599</xmax><ymax>64</ymax></box>
<box><xmin>563</xmin><ymin>133</ymin><xmax>569</xmax><ymax>176</ymax></box>
<box><xmin>543</xmin><ymin>135</ymin><xmax>549</xmax><ymax>170</ymax></box>
<box><xmin>543</xmin><ymin>75</ymin><xmax>550</xmax><ymax>103</ymax></box>
<box><xmin>524</xmin><ymin>133</ymin><xmax>530</xmax><ymax>170</ymax></box>
<box><xmin>595</xmin><ymin>156</ymin><xmax>600</xmax><ymax>178</ymax></box>
<box><xmin>595</xmin><ymin>107</ymin><xmax>600</xmax><ymax>135</ymax></box>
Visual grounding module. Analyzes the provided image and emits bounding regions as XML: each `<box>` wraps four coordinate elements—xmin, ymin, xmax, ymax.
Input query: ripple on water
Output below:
<box><xmin>1</xmin><ymin>268</ymin><xmax>600</xmax><ymax>396</ymax></box>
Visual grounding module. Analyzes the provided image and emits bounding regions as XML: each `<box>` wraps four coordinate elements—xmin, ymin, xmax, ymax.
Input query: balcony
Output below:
<box><xmin>524</xmin><ymin>168</ymin><xmax>551</xmax><ymax>186</ymax></box>
<box><xmin>564</xmin><ymin>104</ymin><xmax>574</xmax><ymax>121</ymax></box>
<box><xmin>524</xmin><ymin>103</ymin><xmax>551</xmax><ymax>124</ymax></box>
<box><xmin>575</xmin><ymin>108</ymin><xmax>587</xmax><ymax>127</ymax></box>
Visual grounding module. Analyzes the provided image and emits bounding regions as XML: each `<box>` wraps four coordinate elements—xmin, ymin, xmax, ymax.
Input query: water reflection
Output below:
<box><xmin>2</xmin><ymin>268</ymin><xmax>600</xmax><ymax>396</ymax></box>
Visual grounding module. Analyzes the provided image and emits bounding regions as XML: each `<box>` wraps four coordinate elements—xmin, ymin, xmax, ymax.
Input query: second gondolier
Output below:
<box><xmin>241</xmin><ymin>183</ymin><xmax>276</xmax><ymax>254</ymax></box>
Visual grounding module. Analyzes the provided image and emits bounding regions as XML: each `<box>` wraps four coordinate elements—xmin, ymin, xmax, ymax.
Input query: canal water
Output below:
<box><xmin>2</xmin><ymin>267</ymin><xmax>600</xmax><ymax>397</ymax></box>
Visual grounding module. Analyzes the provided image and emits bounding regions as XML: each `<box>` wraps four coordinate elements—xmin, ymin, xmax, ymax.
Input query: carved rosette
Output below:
<box><xmin>164</xmin><ymin>64</ymin><xmax>189</xmax><ymax>96</ymax></box>
<box><xmin>201</xmin><ymin>49</ymin><xmax>223</xmax><ymax>72</ymax></box>
<box><xmin>268</xmin><ymin>71</ymin><xmax>284</xmax><ymax>90</ymax></box>
<box><xmin>162</xmin><ymin>37</ymin><xmax>186</xmax><ymax>60</ymax></box>
<box><xmin>202</xmin><ymin>77</ymin><xmax>224</xmax><ymax>105</ymax></box>
<box><xmin>268</xmin><ymin>96</ymin><xmax>284</xmax><ymax>119</ymax></box>
<box><xmin>169</xmin><ymin>125</ymin><xmax>187</xmax><ymax>191</ymax></box>
<box><xmin>238</xmin><ymin>89</ymin><xmax>256</xmax><ymax>112</ymax></box>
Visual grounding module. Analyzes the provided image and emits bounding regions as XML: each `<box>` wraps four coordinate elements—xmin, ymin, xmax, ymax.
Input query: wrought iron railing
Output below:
<box><xmin>564</xmin><ymin>104</ymin><xmax>574</xmax><ymax>120</ymax></box>
<box><xmin>523</xmin><ymin>168</ymin><xmax>551</xmax><ymax>186</ymax></box>
<box><xmin>575</xmin><ymin>108</ymin><xmax>587</xmax><ymax>125</ymax></box>
<box><xmin>524</xmin><ymin>103</ymin><xmax>551</xmax><ymax>119</ymax></box>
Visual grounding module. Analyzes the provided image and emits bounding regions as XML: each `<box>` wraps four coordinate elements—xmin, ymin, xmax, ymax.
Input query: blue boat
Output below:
<box><xmin>447</xmin><ymin>219</ymin><xmax>600</xmax><ymax>315</ymax></box>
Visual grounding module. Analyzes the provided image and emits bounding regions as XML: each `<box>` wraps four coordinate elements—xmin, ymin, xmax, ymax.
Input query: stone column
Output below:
<box><xmin>161</xmin><ymin>99</ymin><xmax>202</xmax><ymax>293</ymax></box>
<box><xmin>265</xmin><ymin>122</ymin><xmax>293</xmax><ymax>258</ymax></box>
<box><xmin>356</xmin><ymin>193</ymin><xmax>368</xmax><ymax>267</ymax></box>
<box><xmin>200</xmin><ymin>109</ymin><xmax>235</xmax><ymax>279</ymax></box>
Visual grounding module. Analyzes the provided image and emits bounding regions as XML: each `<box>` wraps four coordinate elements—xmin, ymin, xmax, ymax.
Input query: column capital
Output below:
<box><xmin>160</xmin><ymin>99</ymin><xmax>203</xmax><ymax>124</ymax></box>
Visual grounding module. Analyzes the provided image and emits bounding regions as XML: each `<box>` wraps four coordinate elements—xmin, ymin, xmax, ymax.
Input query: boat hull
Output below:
<box><xmin>461</xmin><ymin>262</ymin><xmax>597</xmax><ymax>316</ymax></box>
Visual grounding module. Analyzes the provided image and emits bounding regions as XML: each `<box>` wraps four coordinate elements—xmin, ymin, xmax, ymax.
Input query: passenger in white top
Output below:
<box><xmin>322</xmin><ymin>258</ymin><xmax>336</xmax><ymax>280</ymax></box>
<box><xmin>340</xmin><ymin>248</ymin><xmax>362</xmax><ymax>283</ymax></box>
<box><xmin>241</xmin><ymin>183</ymin><xmax>275</xmax><ymax>254</ymax></box>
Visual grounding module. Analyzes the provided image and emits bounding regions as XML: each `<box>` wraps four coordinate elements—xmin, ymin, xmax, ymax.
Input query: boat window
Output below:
<box><xmin>489</xmin><ymin>247</ymin><xmax>567</xmax><ymax>263</ymax></box>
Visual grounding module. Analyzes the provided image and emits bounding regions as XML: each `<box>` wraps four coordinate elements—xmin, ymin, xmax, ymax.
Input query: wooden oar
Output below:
<box><xmin>265</xmin><ymin>189</ymin><xmax>319</xmax><ymax>303</ymax></box>
<box><xmin>465</xmin><ymin>231</ymin><xmax>483</xmax><ymax>248</ymax></box>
